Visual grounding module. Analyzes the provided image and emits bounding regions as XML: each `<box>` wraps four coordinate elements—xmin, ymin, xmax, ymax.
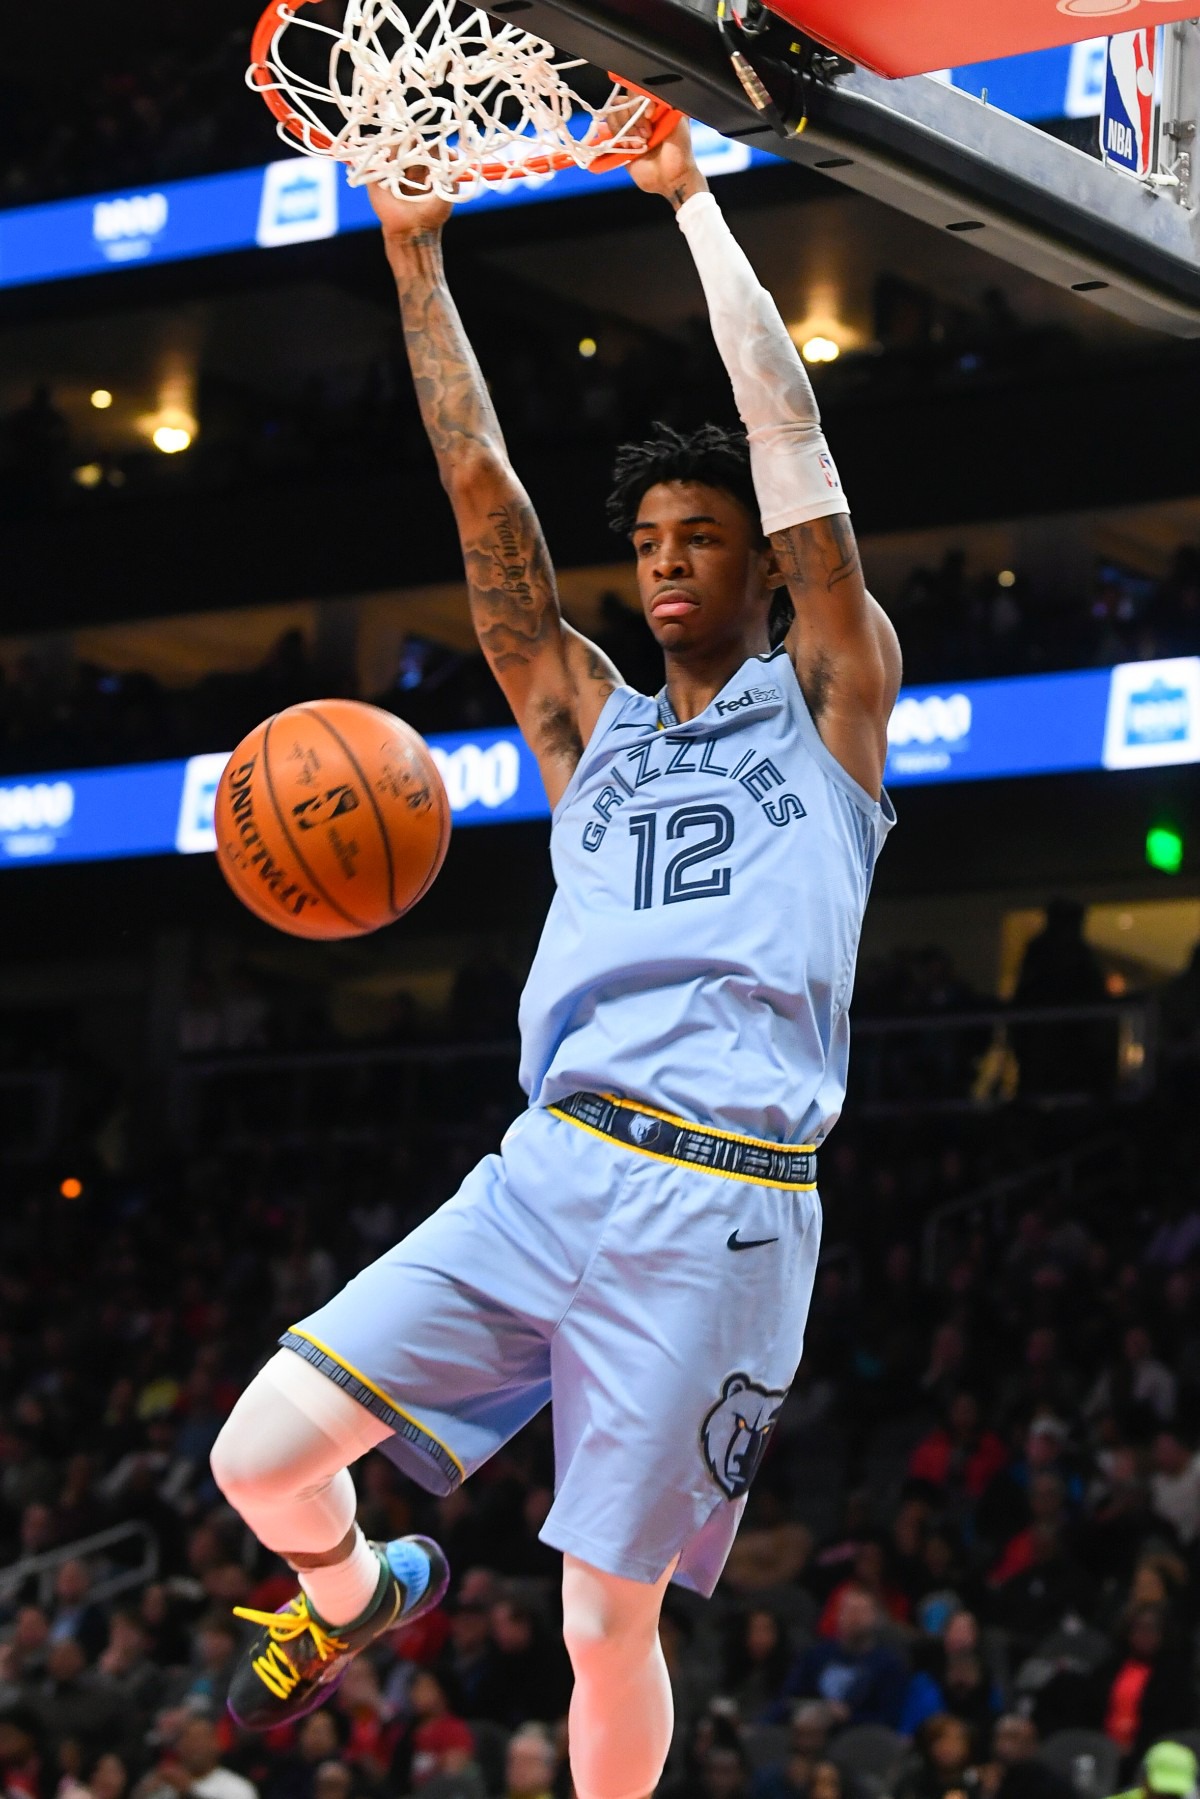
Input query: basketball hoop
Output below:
<box><xmin>248</xmin><ymin>0</ymin><xmax>684</xmax><ymax>198</ymax></box>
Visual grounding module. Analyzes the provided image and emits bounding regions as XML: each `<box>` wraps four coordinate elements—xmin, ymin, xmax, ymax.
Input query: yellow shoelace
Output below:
<box><xmin>232</xmin><ymin>1600</ymin><xmax>350</xmax><ymax>1702</ymax></box>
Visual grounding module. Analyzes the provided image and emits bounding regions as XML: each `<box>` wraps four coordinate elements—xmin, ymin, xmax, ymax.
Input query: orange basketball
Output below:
<box><xmin>213</xmin><ymin>699</ymin><xmax>451</xmax><ymax>939</ymax></box>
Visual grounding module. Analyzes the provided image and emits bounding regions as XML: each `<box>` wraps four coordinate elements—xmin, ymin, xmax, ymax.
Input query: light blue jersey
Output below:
<box><xmin>287</xmin><ymin>645</ymin><xmax>894</xmax><ymax>1594</ymax></box>
<box><xmin>520</xmin><ymin>645</ymin><xmax>896</xmax><ymax>1145</ymax></box>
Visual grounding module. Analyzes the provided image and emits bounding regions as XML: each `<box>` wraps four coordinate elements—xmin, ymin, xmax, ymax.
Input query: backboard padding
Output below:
<box><xmin>765</xmin><ymin>0</ymin><xmax>1200</xmax><ymax>81</ymax></box>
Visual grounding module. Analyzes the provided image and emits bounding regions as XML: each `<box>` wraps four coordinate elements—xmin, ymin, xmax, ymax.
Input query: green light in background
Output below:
<box><xmin>1146</xmin><ymin>825</ymin><xmax>1184</xmax><ymax>875</ymax></box>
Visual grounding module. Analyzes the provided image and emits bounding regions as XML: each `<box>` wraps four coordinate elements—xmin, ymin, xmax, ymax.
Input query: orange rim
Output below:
<box><xmin>249</xmin><ymin>0</ymin><xmax>336</xmax><ymax>151</ymax></box>
<box><xmin>248</xmin><ymin>1</ymin><xmax>685</xmax><ymax>186</ymax></box>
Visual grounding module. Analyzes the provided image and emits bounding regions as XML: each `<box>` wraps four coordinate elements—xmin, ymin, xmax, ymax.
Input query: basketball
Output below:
<box><xmin>213</xmin><ymin>699</ymin><xmax>451</xmax><ymax>940</ymax></box>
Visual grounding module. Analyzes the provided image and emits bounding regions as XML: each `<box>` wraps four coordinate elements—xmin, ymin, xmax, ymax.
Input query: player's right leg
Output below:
<box><xmin>210</xmin><ymin>1115</ymin><xmax>588</xmax><ymax>1731</ymax></box>
<box><xmin>210</xmin><ymin>1349</ymin><xmax>450</xmax><ymax>1729</ymax></box>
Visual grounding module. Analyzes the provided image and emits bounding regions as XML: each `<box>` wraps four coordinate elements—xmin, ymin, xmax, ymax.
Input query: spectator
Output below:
<box><xmin>27</xmin><ymin>1644</ymin><xmax>130</xmax><ymax>1763</ymax></box>
<box><xmin>782</xmin><ymin>1589</ymin><xmax>908</xmax><ymax>1728</ymax></box>
<box><xmin>1097</xmin><ymin>1608</ymin><xmax>1196</xmax><ymax>1762</ymax></box>
<box><xmin>471</xmin><ymin>1600</ymin><xmax>571</xmax><ymax>1729</ymax></box>
<box><xmin>133</xmin><ymin>1718</ymin><xmax>257</xmax><ymax>1799</ymax></box>
<box><xmin>1111</xmin><ymin>1743</ymin><xmax>1200</xmax><ymax>1799</ymax></box>
<box><xmin>1149</xmin><ymin>1433</ymin><xmax>1200</xmax><ymax>1545</ymax></box>
<box><xmin>0</xmin><ymin>1705</ymin><xmax>45</xmax><ymax>1799</ymax></box>
<box><xmin>909</xmin><ymin>1395</ymin><xmax>1008</xmax><ymax>1506</ymax></box>
<box><xmin>1087</xmin><ymin>1330</ymin><xmax>1178</xmax><ymax>1430</ymax></box>
<box><xmin>409</xmin><ymin>1718</ymin><xmax>484</xmax><ymax>1797</ymax></box>
<box><xmin>260</xmin><ymin>1711</ymin><xmax>345</xmax><ymax>1799</ymax></box>
<box><xmin>502</xmin><ymin>1726</ymin><xmax>557</xmax><ymax>1799</ymax></box>
<box><xmin>990</xmin><ymin>1524</ymin><xmax>1093</xmax><ymax>1662</ymax></box>
<box><xmin>901</xmin><ymin>1613</ymin><xmax>1002</xmax><ymax>1738</ymax></box>
<box><xmin>978</xmin><ymin>1716</ymin><xmax>1073</xmax><ymax>1799</ymax></box>
<box><xmin>434</xmin><ymin>1596</ymin><xmax>492</xmax><ymax>1716</ymax></box>
<box><xmin>894</xmin><ymin>1716</ymin><xmax>983</xmax><ymax>1799</ymax></box>
<box><xmin>722</xmin><ymin>1611</ymin><xmax>793</xmax><ymax>1722</ymax></box>
<box><xmin>751</xmin><ymin>1703</ymin><xmax>833</xmax><ymax>1799</ymax></box>
<box><xmin>698</xmin><ymin>1744</ymin><xmax>753</xmax><ymax>1799</ymax></box>
<box><xmin>93</xmin><ymin>1611</ymin><xmax>165</xmax><ymax>1724</ymax></box>
<box><xmin>46</xmin><ymin>1569</ymin><xmax>107</xmax><ymax>1664</ymax></box>
<box><xmin>80</xmin><ymin>1751</ymin><xmax>132</xmax><ymax>1799</ymax></box>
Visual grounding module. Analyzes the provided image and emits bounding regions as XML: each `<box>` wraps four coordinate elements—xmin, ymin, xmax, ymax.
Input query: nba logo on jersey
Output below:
<box><xmin>1102</xmin><ymin>28</ymin><xmax>1158</xmax><ymax>179</ymax></box>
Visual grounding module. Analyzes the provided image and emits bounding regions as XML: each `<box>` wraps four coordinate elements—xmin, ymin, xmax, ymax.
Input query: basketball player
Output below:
<box><xmin>211</xmin><ymin>118</ymin><xmax>900</xmax><ymax>1799</ymax></box>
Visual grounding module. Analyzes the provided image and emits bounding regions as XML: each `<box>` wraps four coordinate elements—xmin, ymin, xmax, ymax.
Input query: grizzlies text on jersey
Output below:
<box><xmin>520</xmin><ymin>646</ymin><xmax>896</xmax><ymax>1145</ymax></box>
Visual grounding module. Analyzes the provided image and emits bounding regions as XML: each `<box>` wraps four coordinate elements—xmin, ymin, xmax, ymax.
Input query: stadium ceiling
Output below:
<box><xmin>485</xmin><ymin>0</ymin><xmax>1200</xmax><ymax>336</ymax></box>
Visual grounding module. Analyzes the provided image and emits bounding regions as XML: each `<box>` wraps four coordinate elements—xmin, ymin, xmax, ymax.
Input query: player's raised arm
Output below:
<box><xmin>629</xmin><ymin>122</ymin><xmax>901</xmax><ymax>798</ymax></box>
<box><xmin>370</xmin><ymin>183</ymin><xmax>620</xmax><ymax>807</ymax></box>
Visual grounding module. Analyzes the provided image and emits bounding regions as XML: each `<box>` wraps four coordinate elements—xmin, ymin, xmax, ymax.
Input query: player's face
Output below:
<box><xmin>631</xmin><ymin>481</ymin><xmax>775</xmax><ymax>655</ymax></box>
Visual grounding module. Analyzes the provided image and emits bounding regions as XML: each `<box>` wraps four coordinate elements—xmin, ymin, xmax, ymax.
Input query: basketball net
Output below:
<box><xmin>249</xmin><ymin>0</ymin><xmax>682</xmax><ymax>197</ymax></box>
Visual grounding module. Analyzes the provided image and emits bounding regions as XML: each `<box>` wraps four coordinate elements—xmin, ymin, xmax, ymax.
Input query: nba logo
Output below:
<box><xmin>1102</xmin><ymin>29</ymin><xmax>1159</xmax><ymax>179</ymax></box>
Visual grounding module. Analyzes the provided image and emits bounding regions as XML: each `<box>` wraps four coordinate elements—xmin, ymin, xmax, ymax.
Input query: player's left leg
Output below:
<box><xmin>537</xmin><ymin>1111</ymin><xmax>823</xmax><ymax>1794</ymax></box>
<box><xmin>561</xmin><ymin>1553</ymin><xmax>677</xmax><ymax>1799</ymax></box>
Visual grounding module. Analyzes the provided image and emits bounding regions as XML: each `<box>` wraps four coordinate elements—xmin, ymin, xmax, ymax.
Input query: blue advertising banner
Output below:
<box><xmin>1</xmin><ymin>660</ymin><xmax>1196</xmax><ymax>869</ymax></box>
<box><xmin>0</xmin><ymin>126</ymin><xmax>762</xmax><ymax>294</ymax></box>
<box><xmin>946</xmin><ymin>37</ymin><xmax>1108</xmax><ymax>120</ymax></box>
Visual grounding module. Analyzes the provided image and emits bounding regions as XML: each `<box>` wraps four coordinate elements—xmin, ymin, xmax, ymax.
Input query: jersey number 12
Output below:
<box><xmin>629</xmin><ymin>805</ymin><xmax>735</xmax><ymax>909</ymax></box>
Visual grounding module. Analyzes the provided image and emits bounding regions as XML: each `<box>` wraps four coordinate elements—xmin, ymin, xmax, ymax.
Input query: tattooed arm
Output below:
<box><xmin>772</xmin><ymin>517</ymin><xmax>901</xmax><ymax>800</ymax></box>
<box><xmin>630</xmin><ymin>118</ymin><xmax>900</xmax><ymax>796</ymax></box>
<box><xmin>371</xmin><ymin>186</ymin><xmax>619</xmax><ymax>807</ymax></box>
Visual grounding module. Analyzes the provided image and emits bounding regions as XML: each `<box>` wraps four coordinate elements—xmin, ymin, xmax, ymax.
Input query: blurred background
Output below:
<box><xmin>1</xmin><ymin>8</ymin><xmax>1200</xmax><ymax>1799</ymax></box>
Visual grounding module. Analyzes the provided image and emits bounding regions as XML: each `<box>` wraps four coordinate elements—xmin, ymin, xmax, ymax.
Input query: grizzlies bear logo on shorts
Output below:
<box><xmin>628</xmin><ymin>1113</ymin><xmax>662</xmax><ymax>1148</ymax></box>
<box><xmin>701</xmin><ymin>1373</ymin><xmax>788</xmax><ymax>1499</ymax></box>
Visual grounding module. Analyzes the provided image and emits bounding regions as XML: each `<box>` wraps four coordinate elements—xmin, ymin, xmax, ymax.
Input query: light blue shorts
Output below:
<box><xmin>284</xmin><ymin>1104</ymin><xmax>822</xmax><ymax>1596</ymax></box>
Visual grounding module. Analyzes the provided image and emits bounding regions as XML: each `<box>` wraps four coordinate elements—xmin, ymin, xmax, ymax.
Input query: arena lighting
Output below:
<box><xmin>72</xmin><ymin>463</ymin><xmax>103</xmax><ymax>488</ymax></box>
<box><xmin>801</xmin><ymin>335</ymin><xmax>840</xmax><ymax>365</ymax></box>
<box><xmin>59</xmin><ymin>1177</ymin><xmax>83</xmax><ymax>1200</ymax></box>
<box><xmin>998</xmin><ymin>570</ymin><xmax>1017</xmax><ymax>588</ymax></box>
<box><xmin>577</xmin><ymin>336</ymin><xmax>598</xmax><ymax>358</ymax></box>
<box><xmin>152</xmin><ymin>424</ymin><xmax>192</xmax><ymax>454</ymax></box>
<box><xmin>1146</xmin><ymin>824</ymin><xmax>1184</xmax><ymax>874</ymax></box>
<box><xmin>90</xmin><ymin>388</ymin><xmax>113</xmax><ymax>410</ymax></box>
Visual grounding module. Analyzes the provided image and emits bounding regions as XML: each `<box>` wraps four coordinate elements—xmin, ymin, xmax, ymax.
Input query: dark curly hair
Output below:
<box><xmin>605</xmin><ymin>421</ymin><xmax>794</xmax><ymax>645</ymax></box>
<box><xmin>605</xmin><ymin>420</ymin><xmax>759</xmax><ymax>537</ymax></box>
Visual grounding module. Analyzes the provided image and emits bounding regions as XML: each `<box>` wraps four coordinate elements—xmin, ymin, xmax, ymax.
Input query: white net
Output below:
<box><xmin>249</xmin><ymin>0</ymin><xmax>660</xmax><ymax>198</ymax></box>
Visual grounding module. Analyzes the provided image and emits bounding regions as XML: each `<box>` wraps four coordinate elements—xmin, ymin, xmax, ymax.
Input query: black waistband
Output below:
<box><xmin>549</xmin><ymin>1091</ymin><xmax>818</xmax><ymax>1190</ymax></box>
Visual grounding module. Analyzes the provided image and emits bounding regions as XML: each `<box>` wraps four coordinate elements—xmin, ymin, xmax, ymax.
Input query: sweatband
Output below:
<box><xmin>676</xmin><ymin>190</ymin><xmax>850</xmax><ymax>536</ymax></box>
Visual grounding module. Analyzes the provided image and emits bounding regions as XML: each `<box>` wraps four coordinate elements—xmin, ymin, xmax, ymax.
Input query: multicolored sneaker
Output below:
<box><xmin>227</xmin><ymin>1536</ymin><xmax>449</xmax><ymax>1730</ymax></box>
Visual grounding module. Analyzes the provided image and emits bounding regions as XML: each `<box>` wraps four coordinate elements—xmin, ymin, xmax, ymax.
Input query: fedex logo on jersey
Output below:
<box><xmin>1102</xmin><ymin>28</ymin><xmax>1158</xmax><ymax>178</ymax></box>
<box><xmin>715</xmin><ymin>687</ymin><xmax>781</xmax><ymax>716</ymax></box>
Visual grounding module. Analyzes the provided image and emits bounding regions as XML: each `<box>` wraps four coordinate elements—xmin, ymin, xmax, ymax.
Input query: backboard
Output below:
<box><xmin>484</xmin><ymin>0</ymin><xmax>1200</xmax><ymax>335</ymax></box>
<box><xmin>763</xmin><ymin>0</ymin><xmax>1200</xmax><ymax>81</ymax></box>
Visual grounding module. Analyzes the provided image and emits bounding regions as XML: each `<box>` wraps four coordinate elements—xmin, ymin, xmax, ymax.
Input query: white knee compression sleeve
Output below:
<box><xmin>561</xmin><ymin>1556</ymin><xmax>675</xmax><ymax>1799</ymax></box>
<box><xmin>676</xmin><ymin>190</ymin><xmax>850</xmax><ymax>536</ymax></box>
<box><xmin>211</xmin><ymin>1350</ymin><xmax>392</xmax><ymax>1623</ymax></box>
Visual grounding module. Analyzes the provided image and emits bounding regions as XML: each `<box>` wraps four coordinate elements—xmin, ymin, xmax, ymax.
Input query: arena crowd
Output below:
<box><xmin>2</xmin><ymin>974</ymin><xmax>1200</xmax><ymax>1799</ymax></box>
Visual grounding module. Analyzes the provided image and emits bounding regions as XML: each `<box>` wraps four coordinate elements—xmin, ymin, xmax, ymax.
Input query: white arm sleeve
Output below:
<box><xmin>676</xmin><ymin>189</ymin><xmax>849</xmax><ymax>536</ymax></box>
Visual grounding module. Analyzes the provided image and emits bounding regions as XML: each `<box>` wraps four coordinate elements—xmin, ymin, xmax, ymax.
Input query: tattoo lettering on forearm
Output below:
<box><xmin>463</xmin><ymin>500</ymin><xmax>557</xmax><ymax>675</ymax></box>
